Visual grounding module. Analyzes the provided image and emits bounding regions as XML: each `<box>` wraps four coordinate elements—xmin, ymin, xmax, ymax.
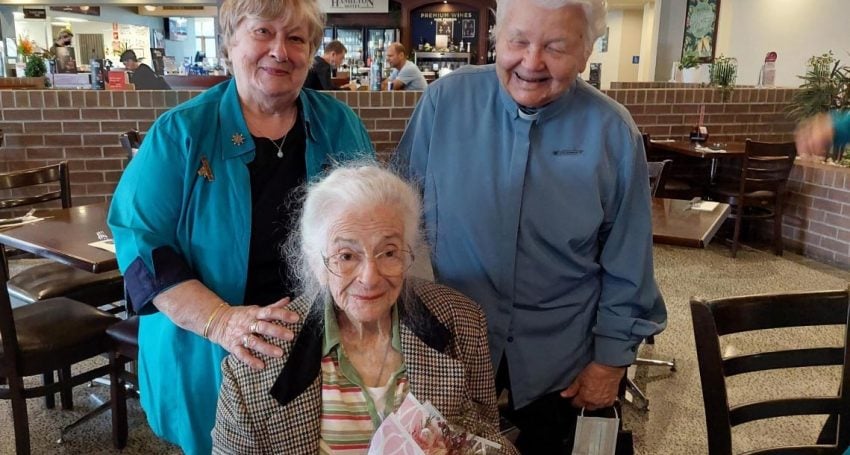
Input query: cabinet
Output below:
<box><xmin>413</xmin><ymin>52</ymin><xmax>472</xmax><ymax>71</ymax></box>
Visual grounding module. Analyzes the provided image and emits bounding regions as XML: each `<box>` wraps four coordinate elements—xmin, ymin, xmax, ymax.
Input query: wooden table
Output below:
<box><xmin>650</xmin><ymin>140</ymin><xmax>746</xmax><ymax>189</ymax></box>
<box><xmin>0</xmin><ymin>203</ymin><xmax>117</xmax><ymax>273</ymax></box>
<box><xmin>652</xmin><ymin>198</ymin><xmax>731</xmax><ymax>248</ymax></box>
<box><xmin>650</xmin><ymin>140</ymin><xmax>745</xmax><ymax>158</ymax></box>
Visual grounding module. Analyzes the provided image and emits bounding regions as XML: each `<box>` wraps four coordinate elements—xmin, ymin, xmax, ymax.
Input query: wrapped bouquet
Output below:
<box><xmin>368</xmin><ymin>393</ymin><xmax>502</xmax><ymax>455</ymax></box>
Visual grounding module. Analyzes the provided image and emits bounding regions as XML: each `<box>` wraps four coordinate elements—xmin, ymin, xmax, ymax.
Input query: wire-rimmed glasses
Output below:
<box><xmin>322</xmin><ymin>246</ymin><xmax>415</xmax><ymax>278</ymax></box>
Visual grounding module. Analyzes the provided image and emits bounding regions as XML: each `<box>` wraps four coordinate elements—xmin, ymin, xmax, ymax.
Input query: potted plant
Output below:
<box><xmin>787</xmin><ymin>51</ymin><xmax>850</xmax><ymax>161</ymax></box>
<box><xmin>678</xmin><ymin>50</ymin><xmax>701</xmax><ymax>83</ymax></box>
<box><xmin>24</xmin><ymin>54</ymin><xmax>47</xmax><ymax>78</ymax></box>
<box><xmin>709</xmin><ymin>55</ymin><xmax>737</xmax><ymax>101</ymax></box>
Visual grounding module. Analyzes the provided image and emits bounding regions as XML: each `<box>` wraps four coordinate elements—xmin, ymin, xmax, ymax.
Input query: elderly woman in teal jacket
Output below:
<box><xmin>107</xmin><ymin>0</ymin><xmax>373</xmax><ymax>453</ymax></box>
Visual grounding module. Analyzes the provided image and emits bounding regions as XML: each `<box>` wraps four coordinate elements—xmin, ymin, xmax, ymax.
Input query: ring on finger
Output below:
<box><xmin>250</xmin><ymin>320</ymin><xmax>259</xmax><ymax>334</ymax></box>
<box><xmin>242</xmin><ymin>334</ymin><xmax>251</xmax><ymax>349</ymax></box>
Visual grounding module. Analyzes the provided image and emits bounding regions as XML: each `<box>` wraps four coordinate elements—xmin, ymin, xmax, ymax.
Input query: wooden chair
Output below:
<box><xmin>648</xmin><ymin>159</ymin><xmax>672</xmax><ymax>197</ymax></box>
<box><xmin>708</xmin><ymin>140</ymin><xmax>796</xmax><ymax>258</ymax></box>
<box><xmin>108</xmin><ymin>314</ymin><xmax>139</xmax><ymax>449</ymax></box>
<box><xmin>643</xmin><ymin>133</ymin><xmax>710</xmax><ymax>200</ymax></box>
<box><xmin>624</xmin><ymin>171</ymin><xmax>676</xmax><ymax>411</ymax></box>
<box><xmin>0</xmin><ymin>253</ymin><xmax>118</xmax><ymax>454</ymax></box>
<box><xmin>118</xmin><ymin>130</ymin><xmax>141</xmax><ymax>162</ymax></box>
<box><xmin>0</xmin><ymin>163</ymin><xmax>124</xmax><ymax>308</ymax></box>
<box><xmin>691</xmin><ymin>289</ymin><xmax>850</xmax><ymax>454</ymax></box>
<box><xmin>55</xmin><ymin>294</ymin><xmax>139</xmax><ymax>449</ymax></box>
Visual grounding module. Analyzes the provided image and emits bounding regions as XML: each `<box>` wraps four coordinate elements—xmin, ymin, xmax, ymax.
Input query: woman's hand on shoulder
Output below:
<box><xmin>210</xmin><ymin>297</ymin><xmax>300</xmax><ymax>370</ymax></box>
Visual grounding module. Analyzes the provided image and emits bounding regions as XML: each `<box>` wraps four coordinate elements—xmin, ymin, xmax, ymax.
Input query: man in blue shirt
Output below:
<box><xmin>386</xmin><ymin>42</ymin><xmax>427</xmax><ymax>91</ymax></box>
<box><xmin>395</xmin><ymin>0</ymin><xmax>666</xmax><ymax>451</ymax></box>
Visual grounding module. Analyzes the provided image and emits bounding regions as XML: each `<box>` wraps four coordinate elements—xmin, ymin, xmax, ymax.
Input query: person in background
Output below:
<box><xmin>794</xmin><ymin>111</ymin><xmax>850</xmax><ymax>158</ymax></box>
<box><xmin>49</xmin><ymin>28</ymin><xmax>73</xmax><ymax>55</ymax></box>
<box><xmin>393</xmin><ymin>0</ymin><xmax>666</xmax><ymax>452</ymax></box>
<box><xmin>385</xmin><ymin>42</ymin><xmax>427</xmax><ymax>91</ymax></box>
<box><xmin>212</xmin><ymin>164</ymin><xmax>516</xmax><ymax>454</ymax></box>
<box><xmin>304</xmin><ymin>39</ymin><xmax>346</xmax><ymax>90</ymax></box>
<box><xmin>119</xmin><ymin>49</ymin><xmax>171</xmax><ymax>90</ymax></box>
<box><xmin>107</xmin><ymin>0</ymin><xmax>374</xmax><ymax>452</ymax></box>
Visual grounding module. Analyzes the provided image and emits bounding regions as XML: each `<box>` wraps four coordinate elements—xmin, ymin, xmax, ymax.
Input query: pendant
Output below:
<box><xmin>277</xmin><ymin>150</ymin><xmax>284</xmax><ymax>158</ymax></box>
<box><xmin>197</xmin><ymin>156</ymin><xmax>214</xmax><ymax>182</ymax></box>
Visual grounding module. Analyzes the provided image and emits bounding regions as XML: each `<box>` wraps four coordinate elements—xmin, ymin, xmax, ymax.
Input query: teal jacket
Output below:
<box><xmin>108</xmin><ymin>79</ymin><xmax>374</xmax><ymax>455</ymax></box>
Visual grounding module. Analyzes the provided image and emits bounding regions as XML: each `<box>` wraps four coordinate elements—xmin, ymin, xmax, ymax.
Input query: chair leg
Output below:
<box><xmin>731</xmin><ymin>208</ymin><xmax>742</xmax><ymax>258</ymax></box>
<box><xmin>9</xmin><ymin>376</ymin><xmax>31</xmax><ymax>455</ymax></box>
<box><xmin>110</xmin><ymin>353</ymin><xmax>129</xmax><ymax>450</ymax></box>
<box><xmin>773</xmin><ymin>206</ymin><xmax>784</xmax><ymax>256</ymax></box>
<box><xmin>58</xmin><ymin>366</ymin><xmax>73</xmax><ymax>410</ymax></box>
<box><xmin>43</xmin><ymin>372</ymin><xmax>55</xmax><ymax>409</ymax></box>
<box><xmin>624</xmin><ymin>376</ymin><xmax>649</xmax><ymax>411</ymax></box>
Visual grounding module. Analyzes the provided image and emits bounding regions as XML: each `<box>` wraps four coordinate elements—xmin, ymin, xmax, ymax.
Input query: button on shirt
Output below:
<box><xmin>395</xmin><ymin>65</ymin><xmax>666</xmax><ymax>408</ymax></box>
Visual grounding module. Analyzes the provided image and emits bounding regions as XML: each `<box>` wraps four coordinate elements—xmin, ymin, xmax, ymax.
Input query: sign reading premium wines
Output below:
<box><xmin>319</xmin><ymin>0</ymin><xmax>388</xmax><ymax>13</ymax></box>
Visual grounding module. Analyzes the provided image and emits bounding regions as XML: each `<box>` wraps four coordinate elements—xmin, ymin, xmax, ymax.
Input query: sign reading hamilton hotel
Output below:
<box><xmin>321</xmin><ymin>0</ymin><xmax>388</xmax><ymax>13</ymax></box>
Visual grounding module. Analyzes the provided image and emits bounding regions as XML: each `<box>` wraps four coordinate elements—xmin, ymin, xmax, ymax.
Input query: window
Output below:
<box><xmin>194</xmin><ymin>17</ymin><xmax>217</xmax><ymax>61</ymax></box>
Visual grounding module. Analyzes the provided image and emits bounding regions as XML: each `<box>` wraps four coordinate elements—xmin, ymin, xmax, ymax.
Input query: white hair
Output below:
<box><xmin>286</xmin><ymin>162</ymin><xmax>424</xmax><ymax>301</ymax></box>
<box><xmin>493</xmin><ymin>0</ymin><xmax>607</xmax><ymax>57</ymax></box>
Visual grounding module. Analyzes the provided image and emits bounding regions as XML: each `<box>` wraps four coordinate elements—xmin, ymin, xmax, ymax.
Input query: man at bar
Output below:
<box><xmin>120</xmin><ymin>50</ymin><xmax>171</xmax><ymax>90</ymax></box>
<box><xmin>304</xmin><ymin>40</ymin><xmax>346</xmax><ymax>90</ymax></box>
<box><xmin>394</xmin><ymin>0</ymin><xmax>666</xmax><ymax>451</ymax></box>
<box><xmin>385</xmin><ymin>42</ymin><xmax>427</xmax><ymax>91</ymax></box>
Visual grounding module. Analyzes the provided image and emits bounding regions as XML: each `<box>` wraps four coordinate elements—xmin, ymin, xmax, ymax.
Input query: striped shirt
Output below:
<box><xmin>319</xmin><ymin>304</ymin><xmax>409</xmax><ymax>454</ymax></box>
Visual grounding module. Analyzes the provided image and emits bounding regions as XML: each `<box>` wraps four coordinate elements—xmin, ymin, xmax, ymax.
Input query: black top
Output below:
<box><xmin>129</xmin><ymin>63</ymin><xmax>171</xmax><ymax>90</ymax></box>
<box><xmin>303</xmin><ymin>55</ymin><xmax>333</xmax><ymax>90</ymax></box>
<box><xmin>243</xmin><ymin>110</ymin><xmax>306</xmax><ymax>306</ymax></box>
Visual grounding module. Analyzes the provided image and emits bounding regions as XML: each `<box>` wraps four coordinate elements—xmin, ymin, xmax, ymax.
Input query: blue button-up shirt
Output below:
<box><xmin>395</xmin><ymin>65</ymin><xmax>666</xmax><ymax>408</ymax></box>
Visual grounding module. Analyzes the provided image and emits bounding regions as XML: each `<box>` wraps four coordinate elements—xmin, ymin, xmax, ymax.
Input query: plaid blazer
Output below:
<box><xmin>212</xmin><ymin>278</ymin><xmax>517</xmax><ymax>454</ymax></box>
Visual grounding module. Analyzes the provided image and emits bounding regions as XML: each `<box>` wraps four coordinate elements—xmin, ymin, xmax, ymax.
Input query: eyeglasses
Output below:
<box><xmin>322</xmin><ymin>246</ymin><xmax>415</xmax><ymax>278</ymax></box>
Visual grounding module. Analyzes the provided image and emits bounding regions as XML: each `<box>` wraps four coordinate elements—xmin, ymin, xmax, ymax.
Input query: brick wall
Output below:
<box><xmin>783</xmin><ymin>160</ymin><xmax>850</xmax><ymax>267</ymax></box>
<box><xmin>0</xmin><ymin>85</ymin><xmax>796</xmax><ymax>201</ymax></box>
<box><xmin>0</xmin><ymin>89</ymin><xmax>422</xmax><ymax>206</ymax></box>
<box><xmin>6</xmin><ymin>85</ymin><xmax>833</xmax><ymax>263</ymax></box>
<box><xmin>609</xmin><ymin>86</ymin><xmax>797</xmax><ymax>143</ymax></box>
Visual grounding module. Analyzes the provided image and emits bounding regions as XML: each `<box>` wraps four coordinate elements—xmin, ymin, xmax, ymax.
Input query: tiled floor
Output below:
<box><xmin>1</xmin><ymin>243</ymin><xmax>848</xmax><ymax>454</ymax></box>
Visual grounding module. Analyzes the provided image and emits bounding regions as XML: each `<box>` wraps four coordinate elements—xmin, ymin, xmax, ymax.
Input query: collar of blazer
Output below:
<box><xmin>269</xmin><ymin>288</ymin><xmax>452</xmax><ymax>407</ymax></box>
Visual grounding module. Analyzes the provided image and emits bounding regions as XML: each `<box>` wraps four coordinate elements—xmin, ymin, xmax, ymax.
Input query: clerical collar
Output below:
<box><xmin>518</xmin><ymin>105</ymin><xmax>539</xmax><ymax>120</ymax></box>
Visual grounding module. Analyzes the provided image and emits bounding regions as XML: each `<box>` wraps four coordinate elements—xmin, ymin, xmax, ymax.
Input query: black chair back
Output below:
<box><xmin>119</xmin><ymin>130</ymin><xmax>141</xmax><ymax>161</ymax></box>
<box><xmin>647</xmin><ymin>159</ymin><xmax>672</xmax><ymax>197</ymax></box>
<box><xmin>0</xmin><ymin>162</ymin><xmax>71</xmax><ymax>210</ymax></box>
<box><xmin>691</xmin><ymin>289</ymin><xmax>850</xmax><ymax>454</ymax></box>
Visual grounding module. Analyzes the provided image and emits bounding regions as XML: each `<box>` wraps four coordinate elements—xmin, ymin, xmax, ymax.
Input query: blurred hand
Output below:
<box><xmin>210</xmin><ymin>297</ymin><xmax>299</xmax><ymax>370</ymax></box>
<box><xmin>795</xmin><ymin>113</ymin><xmax>834</xmax><ymax>159</ymax></box>
<box><xmin>560</xmin><ymin>362</ymin><xmax>625</xmax><ymax>410</ymax></box>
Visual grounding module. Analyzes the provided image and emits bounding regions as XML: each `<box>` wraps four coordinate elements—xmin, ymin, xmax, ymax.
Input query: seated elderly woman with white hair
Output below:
<box><xmin>212</xmin><ymin>164</ymin><xmax>516</xmax><ymax>454</ymax></box>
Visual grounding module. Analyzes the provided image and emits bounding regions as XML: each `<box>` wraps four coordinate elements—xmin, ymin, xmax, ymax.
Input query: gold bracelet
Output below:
<box><xmin>202</xmin><ymin>303</ymin><xmax>227</xmax><ymax>339</ymax></box>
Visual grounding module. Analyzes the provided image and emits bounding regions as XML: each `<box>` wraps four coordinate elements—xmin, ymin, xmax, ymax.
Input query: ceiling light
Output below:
<box><xmin>144</xmin><ymin>5</ymin><xmax>157</xmax><ymax>12</ymax></box>
<box><xmin>79</xmin><ymin>5</ymin><xmax>89</xmax><ymax>11</ymax></box>
<box><xmin>54</xmin><ymin>16</ymin><xmax>89</xmax><ymax>23</ymax></box>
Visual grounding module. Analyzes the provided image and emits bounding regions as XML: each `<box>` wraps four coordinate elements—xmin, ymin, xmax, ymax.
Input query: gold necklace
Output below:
<box><xmin>271</xmin><ymin>134</ymin><xmax>287</xmax><ymax>158</ymax></box>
